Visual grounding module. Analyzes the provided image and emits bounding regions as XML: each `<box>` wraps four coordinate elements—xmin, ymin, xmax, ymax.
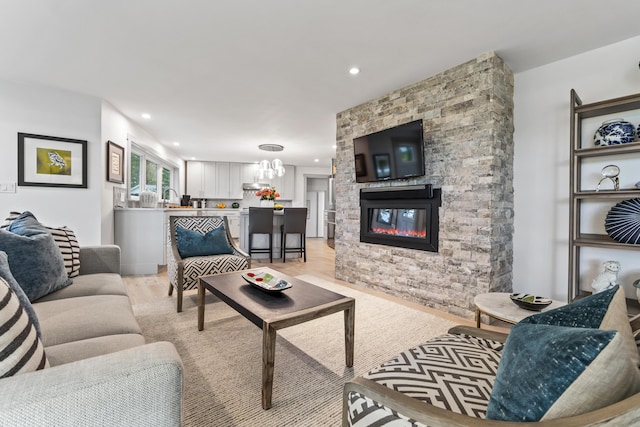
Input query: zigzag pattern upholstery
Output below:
<box><xmin>167</xmin><ymin>215</ymin><xmax>250</xmax><ymax>312</ymax></box>
<box><xmin>346</xmin><ymin>334</ymin><xmax>503</xmax><ymax>426</ymax></box>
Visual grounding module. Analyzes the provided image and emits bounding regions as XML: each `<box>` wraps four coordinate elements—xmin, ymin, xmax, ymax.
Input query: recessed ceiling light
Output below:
<box><xmin>314</xmin><ymin>158</ymin><xmax>319</xmax><ymax>162</ymax></box>
<box><xmin>173</xmin><ymin>142</ymin><xmax>180</xmax><ymax>146</ymax></box>
<box><xmin>141</xmin><ymin>113</ymin><xmax>151</xmax><ymax>119</ymax></box>
<box><xmin>191</xmin><ymin>157</ymin><xmax>196</xmax><ymax>160</ymax></box>
<box><xmin>332</xmin><ymin>145</ymin><xmax>337</xmax><ymax>149</ymax></box>
<box><xmin>349</xmin><ymin>67</ymin><xmax>360</xmax><ymax>75</ymax></box>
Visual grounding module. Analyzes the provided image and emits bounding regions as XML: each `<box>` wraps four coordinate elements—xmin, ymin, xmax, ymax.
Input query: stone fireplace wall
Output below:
<box><xmin>334</xmin><ymin>52</ymin><xmax>514</xmax><ymax>319</ymax></box>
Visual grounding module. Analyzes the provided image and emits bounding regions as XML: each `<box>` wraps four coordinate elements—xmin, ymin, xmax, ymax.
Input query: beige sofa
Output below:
<box><xmin>0</xmin><ymin>246</ymin><xmax>183</xmax><ymax>427</ymax></box>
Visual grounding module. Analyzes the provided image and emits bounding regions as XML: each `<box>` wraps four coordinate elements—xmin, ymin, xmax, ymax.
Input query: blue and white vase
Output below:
<box><xmin>594</xmin><ymin>119</ymin><xmax>636</xmax><ymax>146</ymax></box>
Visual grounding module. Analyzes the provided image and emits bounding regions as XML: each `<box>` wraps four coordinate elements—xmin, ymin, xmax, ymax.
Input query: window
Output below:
<box><xmin>128</xmin><ymin>144</ymin><xmax>178</xmax><ymax>201</ymax></box>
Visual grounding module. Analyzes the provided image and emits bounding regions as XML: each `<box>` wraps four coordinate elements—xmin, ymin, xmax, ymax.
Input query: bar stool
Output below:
<box><xmin>249</xmin><ymin>207</ymin><xmax>274</xmax><ymax>263</ymax></box>
<box><xmin>280</xmin><ymin>208</ymin><xmax>307</xmax><ymax>263</ymax></box>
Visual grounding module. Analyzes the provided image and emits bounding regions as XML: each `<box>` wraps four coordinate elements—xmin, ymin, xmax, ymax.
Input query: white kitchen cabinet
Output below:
<box><xmin>188</xmin><ymin>161</ymin><xmax>244</xmax><ymax>199</ymax></box>
<box><xmin>242</xmin><ymin>163</ymin><xmax>259</xmax><ymax>183</ymax></box>
<box><xmin>228</xmin><ymin>163</ymin><xmax>243</xmax><ymax>199</ymax></box>
<box><xmin>271</xmin><ymin>165</ymin><xmax>295</xmax><ymax>200</ymax></box>
<box><xmin>186</xmin><ymin>161</ymin><xmax>204</xmax><ymax>197</ymax></box>
<box><xmin>202</xmin><ymin>162</ymin><xmax>218</xmax><ymax>198</ymax></box>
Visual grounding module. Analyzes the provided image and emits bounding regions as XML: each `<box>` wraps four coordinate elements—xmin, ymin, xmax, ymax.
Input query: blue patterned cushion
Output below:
<box><xmin>487</xmin><ymin>323</ymin><xmax>640</xmax><ymax>421</ymax></box>
<box><xmin>176</xmin><ymin>225</ymin><xmax>233</xmax><ymax>258</ymax></box>
<box><xmin>519</xmin><ymin>285</ymin><xmax>639</xmax><ymax>367</ymax></box>
<box><xmin>1</xmin><ymin>212</ymin><xmax>72</xmax><ymax>301</ymax></box>
<box><xmin>0</xmin><ymin>251</ymin><xmax>41</xmax><ymax>337</ymax></box>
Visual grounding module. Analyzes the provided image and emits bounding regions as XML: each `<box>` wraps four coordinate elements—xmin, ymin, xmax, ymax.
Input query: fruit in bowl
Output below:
<box><xmin>274</xmin><ymin>203</ymin><xmax>284</xmax><ymax>210</ymax></box>
<box><xmin>216</xmin><ymin>203</ymin><xmax>226</xmax><ymax>209</ymax></box>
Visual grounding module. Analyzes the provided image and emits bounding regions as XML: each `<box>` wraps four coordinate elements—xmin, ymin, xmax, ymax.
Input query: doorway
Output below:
<box><xmin>305</xmin><ymin>177</ymin><xmax>329</xmax><ymax>238</ymax></box>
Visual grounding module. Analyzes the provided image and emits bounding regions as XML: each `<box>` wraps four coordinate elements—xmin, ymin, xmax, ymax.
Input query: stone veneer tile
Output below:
<box><xmin>334</xmin><ymin>52</ymin><xmax>514</xmax><ymax>318</ymax></box>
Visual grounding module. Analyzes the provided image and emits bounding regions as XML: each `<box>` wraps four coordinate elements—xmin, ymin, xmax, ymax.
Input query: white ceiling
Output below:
<box><xmin>2</xmin><ymin>1</ymin><xmax>640</xmax><ymax>169</ymax></box>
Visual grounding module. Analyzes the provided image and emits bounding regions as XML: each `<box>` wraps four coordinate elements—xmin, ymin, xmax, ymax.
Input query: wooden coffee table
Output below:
<box><xmin>197</xmin><ymin>267</ymin><xmax>355</xmax><ymax>409</ymax></box>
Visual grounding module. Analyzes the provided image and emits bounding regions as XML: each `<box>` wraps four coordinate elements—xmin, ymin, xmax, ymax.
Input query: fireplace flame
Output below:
<box><xmin>371</xmin><ymin>227</ymin><xmax>426</xmax><ymax>238</ymax></box>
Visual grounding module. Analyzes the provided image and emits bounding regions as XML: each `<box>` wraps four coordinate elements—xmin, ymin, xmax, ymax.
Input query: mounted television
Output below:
<box><xmin>353</xmin><ymin>120</ymin><xmax>425</xmax><ymax>183</ymax></box>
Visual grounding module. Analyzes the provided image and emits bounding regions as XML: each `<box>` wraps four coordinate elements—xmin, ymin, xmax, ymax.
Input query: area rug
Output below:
<box><xmin>134</xmin><ymin>275</ymin><xmax>456</xmax><ymax>426</ymax></box>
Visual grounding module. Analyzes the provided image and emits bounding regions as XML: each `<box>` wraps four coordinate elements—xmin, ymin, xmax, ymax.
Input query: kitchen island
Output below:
<box><xmin>239</xmin><ymin>209</ymin><xmax>302</xmax><ymax>260</ymax></box>
<box><xmin>114</xmin><ymin>207</ymin><xmax>242</xmax><ymax>275</ymax></box>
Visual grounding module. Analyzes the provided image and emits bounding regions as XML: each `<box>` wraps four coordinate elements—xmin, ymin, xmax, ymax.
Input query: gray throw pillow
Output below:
<box><xmin>0</xmin><ymin>251</ymin><xmax>41</xmax><ymax>337</ymax></box>
<box><xmin>2</xmin><ymin>211</ymin><xmax>72</xmax><ymax>301</ymax></box>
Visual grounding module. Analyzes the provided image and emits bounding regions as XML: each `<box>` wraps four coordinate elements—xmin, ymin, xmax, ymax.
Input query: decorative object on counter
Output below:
<box><xmin>216</xmin><ymin>203</ymin><xmax>226</xmax><ymax>209</ymax></box>
<box><xmin>596</xmin><ymin>164</ymin><xmax>620</xmax><ymax>191</ymax></box>
<box><xmin>593</xmin><ymin>119</ymin><xmax>636</xmax><ymax>146</ymax></box>
<box><xmin>633</xmin><ymin>278</ymin><xmax>640</xmax><ymax>303</ymax></box>
<box><xmin>257</xmin><ymin>144</ymin><xmax>286</xmax><ymax>179</ymax></box>
<box><xmin>605</xmin><ymin>198</ymin><xmax>640</xmax><ymax>244</ymax></box>
<box><xmin>139</xmin><ymin>191</ymin><xmax>158</xmax><ymax>208</ymax></box>
<box><xmin>591</xmin><ymin>260</ymin><xmax>620</xmax><ymax>293</ymax></box>
<box><xmin>113</xmin><ymin>187</ymin><xmax>127</xmax><ymax>208</ymax></box>
<box><xmin>256</xmin><ymin>187</ymin><xmax>279</xmax><ymax>208</ymax></box>
<box><xmin>106</xmin><ymin>141</ymin><xmax>125</xmax><ymax>184</ymax></box>
<box><xmin>231</xmin><ymin>202</ymin><xmax>240</xmax><ymax>208</ymax></box>
<box><xmin>180</xmin><ymin>194</ymin><xmax>191</xmax><ymax>206</ymax></box>
<box><xmin>274</xmin><ymin>203</ymin><xmax>284</xmax><ymax>211</ymax></box>
<box><xmin>191</xmin><ymin>200</ymin><xmax>200</xmax><ymax>208</ymax></box>
<box><xmin>509</xmin><ymin>293</ymin><xmax>553</xmax><ymax>311</ymax></box>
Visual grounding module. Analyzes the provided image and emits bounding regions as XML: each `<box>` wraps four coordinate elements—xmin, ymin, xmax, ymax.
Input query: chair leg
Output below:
<box><xmin>282</xmin><ymin>232</ymin><xmax>286</xmax><ymax>263</ymax></box>
<box><xmin>168</xmin><ymin>283</ymin><xmax>174</xmax><ymax>296</ymax></box>
<box><xmin>269</xmin><ymin>233</ymin><xmax>273</xmax><ymax>263</ymax></box>
<box><xmin>177</xmin><ymin>286</ymin><xmax>183</xmax><ymax>313</ymax></box>
<box><xmin>303</xmin><ymin>234</ymin><xmax>306</xmax><ymax>262</ymax></box>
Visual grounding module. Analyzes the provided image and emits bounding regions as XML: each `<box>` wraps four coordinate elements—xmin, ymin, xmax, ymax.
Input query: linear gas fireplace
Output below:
<box><xmin>360</xmin><ymin>185</ymin><xmax>441</xmax><ymax>252</ymax></box>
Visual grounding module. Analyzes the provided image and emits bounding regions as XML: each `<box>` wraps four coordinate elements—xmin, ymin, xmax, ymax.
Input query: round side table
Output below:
<box><xmin>474</xmin><ymin>292</ymin><xmax>566</xmax><ymax>328</ymax></box>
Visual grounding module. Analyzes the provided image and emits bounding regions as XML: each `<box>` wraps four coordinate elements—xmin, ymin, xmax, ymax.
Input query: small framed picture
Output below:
<box><xmin>107</xmin><ymin>140</ymin><xmax>125</xmax><ymax>184</ymax></box>
<box><xmin>355</xmin><ymin>153</ymin><xmax>367</xmax><ymax>177</ymax></box>
<box><xmin>18</xmin><ymin>133</ymin><xmax>87</xmax><ymax>188</ymax></box>
<box><xmin>373</xmin><ymin>154</ymin><xmax>391</xmax><ymax>179</ymax></box>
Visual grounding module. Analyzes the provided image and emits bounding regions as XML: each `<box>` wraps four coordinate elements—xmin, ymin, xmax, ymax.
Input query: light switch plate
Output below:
<box><xmin>0</xmin><ymin>182</ymin><xmax>16</xmax><ymax>193</ymax></box>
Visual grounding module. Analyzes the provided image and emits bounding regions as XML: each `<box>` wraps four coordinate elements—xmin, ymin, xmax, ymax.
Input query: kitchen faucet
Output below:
<box><xmin>162</xmin><ymin>188</ymin><xmax>180</xmax><ymax>208</ymax></box>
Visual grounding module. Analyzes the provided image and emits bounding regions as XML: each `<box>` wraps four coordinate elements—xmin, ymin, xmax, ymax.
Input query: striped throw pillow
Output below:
<box><xmin>2</xmin><ymin>212</ymin><xmax>80</xmax><ymax>278</ymax></box>
<box><xmin>47</xmin><ymin>226</ymin><xmax>81</xmax><ymax>278</ymax></box>
<box><xmin>0</xmin><ymin>276</ymin><xmax>49</xmax><ymax>378</ymax></box>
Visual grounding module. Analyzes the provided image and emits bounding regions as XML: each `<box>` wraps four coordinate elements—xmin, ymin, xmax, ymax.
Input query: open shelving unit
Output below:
<box><xmin>569</xmin><ymin>89</ymin><xmax>640</xmax><ymax>312</ymax></box>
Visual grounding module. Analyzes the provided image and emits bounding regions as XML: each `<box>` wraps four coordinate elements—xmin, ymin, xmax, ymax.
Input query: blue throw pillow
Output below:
<box><xmin>0</xmin><ymin>251</ymin><xmax>41</xmax><ymax>337</ymax></box>
<box><xmin>487</xmin><ymin>323</ymin><xmax>640</xmax><ymax>421</ymax></box>
<box><xmin>519</xmin><ymin>285</ymin><xmax>639</xmax><ymax>367</ymax></box>
<box><xmin>2</xmin><ymin>211</ymin><xmax>72</xmax><ymax>301</ymax></box>
<box><xmin>176</xmin><ymin>226</ymin><xmax>234</xmax><ymax>258</ymax></box>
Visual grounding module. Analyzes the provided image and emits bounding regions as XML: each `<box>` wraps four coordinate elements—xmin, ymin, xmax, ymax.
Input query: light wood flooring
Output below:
<box><xmin>124</xmin><ymin>238</ymin><xmax>506</xmax><ymax>331</ymax></box>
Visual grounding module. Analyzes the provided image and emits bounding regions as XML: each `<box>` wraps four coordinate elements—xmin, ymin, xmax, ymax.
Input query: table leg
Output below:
<box><xmin>344</xmin><ymin>301</ymin><xmax>355</xmax><ymax>367</ymax></box>
<box><xmin>197</xmin><ymin>281</ymin><xmax>205</xmax><ymax>331</ymax></box>
<box><xmin>475</xmin><ymin>308</ymin><xmax>481</xmax><ymax>328</ymax></box>
<box><xmin>262</xmin><ymin>322</ymin><xmax>277</xmax><ymax>410</ymax></box>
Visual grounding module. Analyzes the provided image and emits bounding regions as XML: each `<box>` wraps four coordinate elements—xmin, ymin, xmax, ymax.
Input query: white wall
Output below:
<box><xmin>101</xmin><ymin>101</ymin><xmax>185</xmax><ymax>244</ymax></box>
<box><xmin>293</xmin><ymin>165</ymin><xmax>331</xmax><ymax>207</ymax></box>
<box><xmin>0</xmin><ymin>79</ymin><xmax>103</xmax><ymax>244</ymax></box>
<box><xmin>513</xmin><ymin>35</ymin><xmax>640</xmax><ymax>301</ymax></box>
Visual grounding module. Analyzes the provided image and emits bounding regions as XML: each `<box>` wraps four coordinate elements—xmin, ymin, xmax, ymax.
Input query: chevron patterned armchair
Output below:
<box><xmin>167</xmin><ymin>215</ymin><xmax>250</xmax><ymax>312</ymax></box>
<box><xmin>344</xmin><ymin>318</ymin><xmax>640</xmax><ymax>426</ymax></box>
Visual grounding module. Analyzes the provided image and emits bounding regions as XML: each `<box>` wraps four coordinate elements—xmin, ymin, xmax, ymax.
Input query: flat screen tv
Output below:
<box><xmin>353</xmin><ymin>119</ymin><xmax>425</xmax><ymax>183</ymax></box>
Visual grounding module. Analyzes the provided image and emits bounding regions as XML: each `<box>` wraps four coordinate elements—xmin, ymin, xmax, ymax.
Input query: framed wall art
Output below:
<box><xmin>18</xmin><ymin>133</ymin><xmax>87</xmax><ymax>188</ymax></box>
<box><xmin>107</xmin><ymin>140</ymin><xmax>125</xmax><ymax>184</ymax></box>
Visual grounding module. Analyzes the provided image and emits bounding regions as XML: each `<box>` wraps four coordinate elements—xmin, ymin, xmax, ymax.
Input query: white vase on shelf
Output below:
<box><xmin>260</xmin><ymin>200</ymin><xmax>274</xmax><ymax>208</ymax></box>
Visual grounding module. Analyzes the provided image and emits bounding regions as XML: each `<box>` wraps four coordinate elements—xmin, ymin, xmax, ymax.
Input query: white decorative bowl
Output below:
<box><xmin>139</xmin><ymin>191</ymin><xmax>158</xmax><ymax>208</ymax></box>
